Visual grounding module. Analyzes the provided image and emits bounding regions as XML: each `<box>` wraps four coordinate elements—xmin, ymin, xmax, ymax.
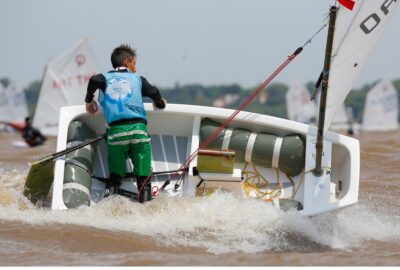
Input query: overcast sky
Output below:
<box><xmin>1</xmin><ymin>0</ymin><xmax>399</xmax><ymax>89</ymax></box>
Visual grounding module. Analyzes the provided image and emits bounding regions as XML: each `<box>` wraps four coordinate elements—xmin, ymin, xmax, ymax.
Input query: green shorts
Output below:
<box><xmin>106</xmin><ymin>122</ymin><xmax>151</xmax><ymax>177</ymax></box>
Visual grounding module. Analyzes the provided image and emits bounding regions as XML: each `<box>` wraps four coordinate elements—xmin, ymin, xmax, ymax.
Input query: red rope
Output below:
<box><xmin>138</xmin><ymin>47</ymin><xmax>303</xmax><ymax>200</ymax></box>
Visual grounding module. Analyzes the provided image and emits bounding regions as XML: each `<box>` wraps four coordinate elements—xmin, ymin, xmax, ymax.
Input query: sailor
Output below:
<box><xmin>85</xmin><ymin>44</ymin><xmax>166</xmax><ymax>203</ymax></box>
<box><xmin>22</xmin><ymin>117</ymin><xmax>47</xmax><ymax>147</ymax></box>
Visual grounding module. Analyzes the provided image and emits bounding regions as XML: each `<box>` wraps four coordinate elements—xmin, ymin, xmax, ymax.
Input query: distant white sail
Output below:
<box><xmin>324</xmin><ymin>0</ymin><xmax>399</xmax><ymax>130</ymax></box>
<box><xmin>0</xmin><ymin>80</ymin><xmax>29</xmax><ymax>122</ymax></box>
<box><xmin>285</xmin><ymin>81</ymin><xmax>316</xmax><ymax>123</ymax></box>
<box><xmin>362</xmin><ymin>79</ymin><xmax>398</xmax><ymax>131</ymax></box>
<box><xmin>33</xmin><ymin>38</ymin><xmax>100</xmax><ymax>135</ymax></box>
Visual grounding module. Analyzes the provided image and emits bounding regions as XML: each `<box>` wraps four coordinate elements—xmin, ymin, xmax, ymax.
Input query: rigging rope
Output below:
<box><xmin>302</xmin><ymin>22</ymin><xmax>328</xmax><ymax>48</ymax></box>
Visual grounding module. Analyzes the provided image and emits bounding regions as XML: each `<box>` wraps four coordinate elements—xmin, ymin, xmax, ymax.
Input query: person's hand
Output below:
<box><xmin>154</xmin><ymin>98</ymin><xmax>167</xmax><ymax>109</ymax></box>
<box><xmin>86</xmin><ymin>101</ymin><xmax>98</xmax><ymax>115</ymax></box>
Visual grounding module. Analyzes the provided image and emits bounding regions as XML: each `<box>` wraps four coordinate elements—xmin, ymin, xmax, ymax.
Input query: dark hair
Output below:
<box><xmin>111</xmin><ymin>44</ymin><xmax>136</xmax><ymax>68</ymax></box>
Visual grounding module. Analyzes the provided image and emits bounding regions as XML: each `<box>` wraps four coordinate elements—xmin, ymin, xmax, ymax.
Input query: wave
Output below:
<box><xmin>1</xmin><ymin>169</ymin><xmax>399</xmax><ymax>254</ymax></box>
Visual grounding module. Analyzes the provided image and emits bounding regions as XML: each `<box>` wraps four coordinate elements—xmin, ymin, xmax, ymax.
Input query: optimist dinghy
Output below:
<box><xmin>23</xmin><ymin>0</ymin><xmax>398</xmax><ymax>216</ymax></box>
<box><xmin>361</xmin><ymin>79</ymin><xmax>399</xmax><ymax>131</ymax></box>
<box><xmin>26</xmin><ymin>103</ymin><xmax>359</xmax><ymax>217</ymax></box>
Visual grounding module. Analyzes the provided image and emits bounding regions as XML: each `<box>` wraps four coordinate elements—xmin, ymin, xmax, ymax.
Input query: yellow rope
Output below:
<box><xmin>242</xmin><ymin>163</ymin><xmax>332</xmax><ymax>201</ymax></box>
<box><xmin>196</xmin><ymin>161</ymin><xmax>332</xmax><ymax>201</ymax></box>
<box><xmin>242</xmin><ymin>162</ymin><xmax>281</xmax><ymax>200</ymax></box>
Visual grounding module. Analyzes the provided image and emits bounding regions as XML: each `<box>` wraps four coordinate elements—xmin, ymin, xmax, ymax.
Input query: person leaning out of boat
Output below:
<box><xmin>85</xmin><ymin>44</ymin><xmax>166</xmax><ymax>203</ymax></box>
<box><xmin>22</xmin><ymin>117</ymin><xmax>47</xmax><ymax>147</ymax></box>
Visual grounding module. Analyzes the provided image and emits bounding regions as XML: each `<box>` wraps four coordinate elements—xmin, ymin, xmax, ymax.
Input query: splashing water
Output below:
<box><xmin>0</xmin><ymin>168</ymin><xmax>399</xmax><ymax>255</ymax></box>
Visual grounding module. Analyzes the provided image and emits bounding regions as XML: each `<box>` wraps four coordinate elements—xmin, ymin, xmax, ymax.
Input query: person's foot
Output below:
<box><xmin>141</xmin><ymin>182</ymin><xmax>152</xmax><ymax>203</ymax></box>
<box><xmin>104</xmin><ymin>174</ymin><xmax>121</xmax><ymax>198</ymax></box>
<box><xmin>137</xmin><ymin>177</ymin><xmax>152</xmax><ymax>203</ymax></box>
<box><xmin>104</xmin><ymin>183</ymin><xmax>119</xmax><ymax>198</ymax></box>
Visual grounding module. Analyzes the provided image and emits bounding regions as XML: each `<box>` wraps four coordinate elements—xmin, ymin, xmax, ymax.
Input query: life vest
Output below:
<box><xmin>98</xmin><ymin>71</ymin><xmax>146</xmax><ymax>124</ymax></box>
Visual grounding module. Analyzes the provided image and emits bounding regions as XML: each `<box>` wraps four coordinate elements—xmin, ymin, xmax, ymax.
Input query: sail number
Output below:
<box><xmin>360</xmin><ymin>0</ymin><xmax>397</xmax><ymax>34</ymax></box>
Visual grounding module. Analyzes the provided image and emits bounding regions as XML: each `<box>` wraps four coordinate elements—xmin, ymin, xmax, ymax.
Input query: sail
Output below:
<box><xmin>0</xmin><ymin>80</ymin><xmax>29</xmax><ymax>122</ymax></box>
<box><xmin>362</xmin><ymin>79</ymin><xmax>398</xmax><ymax>131</ymax></box>
<box><xmin>32</xmin><ymin>38</ymin><xmax>100</xmax><ymax>135</ymax></box>
<box><xmin>329</xmin><ymin>104</ymin><xmax>351</xmax><ymax>131</ymax></box>
<box><xmin>285</xmin><ymin>81</ymin><xmax>316</xmax><ymax>123</ymax></box>
<box><xmin>334</xmin><ymin>104</ymin><xmax>349</xmax><ymax>124</ymax></box>
<box><xmin>324</xmin><ymin>0</ymin><xmax>399</xmax><ymax>130</ymax></box>
<box><xmin>315</xmin><ymin>91</ymin><xmax>350</xmax><ymax>130</ymax></box>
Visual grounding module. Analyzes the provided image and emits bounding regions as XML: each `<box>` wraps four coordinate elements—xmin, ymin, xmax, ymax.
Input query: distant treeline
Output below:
<box><xmin>160</xmin><ymin>79</ymin><xmax>400</xmax><ymax>123</ymax></box>
<box><xmin>1</xmin><ymin>77</ymin><xmax>399</xmax><ymax>123</ymax></box>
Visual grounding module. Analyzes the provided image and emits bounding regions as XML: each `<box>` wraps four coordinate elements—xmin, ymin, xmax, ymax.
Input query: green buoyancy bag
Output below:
<box><xmin>67</xmin><ymin>121</ymin><xmax>96</xmax><ymax>142</ymax></box>
<box><xmin>65</xmin><ymin>145</ymin><xmax>93</xmax><ymax>172</ymax></box>
<box><xmin>278</xmin><ymin>135</ymin><xmax>306</xmax><ymax>177</ymax></box>
<box><xmin>63</xmin><ymin>164</ymin><xmax>92</xmax><ymax>208</ymax></box>
<box><xmin>199</xmin><ymin>118</ymin><xmax>226</xmax><ymax>149</ymax></box>
<box><xmin>199</xmin><ymin>118</ymin><xmax>305</xmax><ymax>176</ymax></box>
<box><xmin>63</xmin><ymin>121</ymin><xmax>96</xmax><ymax>208</ymax></box>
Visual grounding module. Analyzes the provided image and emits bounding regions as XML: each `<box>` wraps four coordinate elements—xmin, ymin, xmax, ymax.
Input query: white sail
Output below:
<box><xmin>0</xmin><ymin>80</ymin><xmax>29</xmax><ymax>122</ymax></box>
<box><xmin>334</xmin><ymin>104</ymin><xmax>348</xmax><ymax>124</ymax></box>
<box><xmin>33</xmin><ymin>38</ymin><xmax>100</xmax><ymax>135</ymax></box>
<box><xmin>285</xmin><ymin>81</ymin><xmax>316</xmax><ymax>123</ymax></box>
<box><xmin>362</xmin><ymin>79</ymin><xmax>398</xmax><ymax>131</ymax></box>
<box><xmin>315</xmin><ymin>91</ymin><xmax>350</xmax><ymax>131</ymax></box>
<box><xmin>329</xmin><ymin>104</ymin><xmax>351</xmax><ymax>131</ymax></box>
<box><xmin>324</xmin><ymin>0</ymin><xmax>399</xmax><ymax>130</ymax></box>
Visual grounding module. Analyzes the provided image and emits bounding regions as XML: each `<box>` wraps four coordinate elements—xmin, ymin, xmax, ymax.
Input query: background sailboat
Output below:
<box><xmin>32</xmin><ymin>38</ymin><xmax>100</xmax><ymax>136</ymax></box>
<box><xmin>284</xmin><ymin>80</ymin><xmax>354</xmax><ymax>133</ymax></box>
<box><xmin>285</xmin><ymin>81</ymin><xmax>316</xmax><ymax>124</ymax></box>
<box><xmin>0</xmin><ymin>80</ymin><xmax>29</xmax><ymax>125</ymax></box>
<box><xmin>362</xmin><ymin>79</ymin><xmax>399</xmax><ymax>131</ymax></box>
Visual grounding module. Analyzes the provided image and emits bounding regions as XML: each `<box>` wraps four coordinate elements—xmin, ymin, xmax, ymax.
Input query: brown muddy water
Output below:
<box><xmin>0</xmin><ymin>130</ymin><xmax>399</xmax><ymax>266</ymax></box>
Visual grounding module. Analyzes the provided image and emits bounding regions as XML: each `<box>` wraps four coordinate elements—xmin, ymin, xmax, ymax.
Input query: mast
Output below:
<box><xmin>313</xmin><ymin>6</ymin><xmax>338</xmax><ymax>176</ymax></box>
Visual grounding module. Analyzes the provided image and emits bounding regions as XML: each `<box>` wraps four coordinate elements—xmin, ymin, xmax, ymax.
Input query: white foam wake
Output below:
<box><xmin>1</xmin><ymin>169</ymin><xmax>399</xmax><ymax>254</ymax></box>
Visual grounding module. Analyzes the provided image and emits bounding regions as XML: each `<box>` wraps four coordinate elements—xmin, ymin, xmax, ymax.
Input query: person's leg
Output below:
<box><xmin>130</xmin><ymin>141</ymin><xmax>152</xmax><ymax>203</ymax></box>
<box><xmin>128</xmin><ymin>126</ymin><xmax>152</xmax><ymax>203</ymax></box>
<box><xmin>107</xmin><ymin>143</ymin><xmax>128</xmax><ymax>177</ymax></box>
<box><xmin>106</xmin><ymin>129</ymin><xmax>129</xmax><ymax>197</ymax></box>
<box><xmin>136</xmin><ymin>176</ymin><xmax>152</xmax><ymax>203</ymax></box>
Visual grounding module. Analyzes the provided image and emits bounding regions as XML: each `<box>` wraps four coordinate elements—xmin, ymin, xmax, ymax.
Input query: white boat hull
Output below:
<box><xmin>51</xmin><ymin>103</ymin><xmax>360</xmax><ymax>216</ymax></box>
